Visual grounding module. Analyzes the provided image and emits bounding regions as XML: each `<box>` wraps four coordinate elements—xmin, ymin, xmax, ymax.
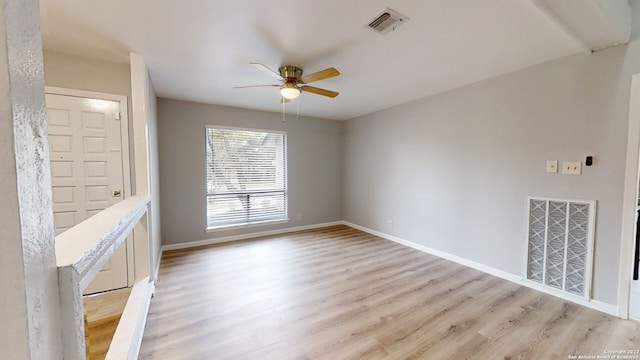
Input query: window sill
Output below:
<box><xmin>205</xmin><ymin>219</ymin><xmax>290</xmax><ymax>233</ymax></box>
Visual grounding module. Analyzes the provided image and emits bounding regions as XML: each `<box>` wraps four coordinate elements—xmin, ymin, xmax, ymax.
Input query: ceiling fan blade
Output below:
<box><xmin>301</xmin><ymin>86</ymin><xmax>339</xmax><ymax>98</ymax></box>
<box><xmin>280</xmin><ymin>96</ymin><xmax>290</xmax><ymax>103</ymax></box>
<box><xmin>300</xmin><ymin>68</ymin><xmax>340</xmax><ymax>84</ymax></box>
<box><xmin>250</xmin><ymin>63</ymin><xmax>283</xmax><ymax>81</ymax></box>
<box><xmin>233</xmin><ymin>84</ymin><xmax>280</xmax><ymax>89</ymax></box>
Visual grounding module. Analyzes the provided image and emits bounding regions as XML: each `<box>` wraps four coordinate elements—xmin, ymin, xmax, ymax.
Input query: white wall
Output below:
<box><xmin>343</xmin><ymin>35</ymin><xmax>640</xmax><ymax>306</ymax></box>
<box><xmin>43</xmin><ymin>49</ymin><xmax>131</xmax><ymax>95</ymax></box>
<box><xmin>130</xmin><ymin>53</ymin><xmax>162</xmax><ymax>279</ymax></box>
<box><xmin>0</xmin><ymin>0</ymin><xmax>62</xmax><ymax>358</ymax></box>
<box><xmin>157</xmin><ymin>99</ymin><xmax>343</xmax><ymax>245</ymax></box>
<box><xmin>43</xmin><ymin>49</ymin><xmax>132</xmax><ymax>119</ymax></box>
<box><xmin>146</xmin><ymin>71</ymin><xmax>161</xmax><ymax>276</ymax></box>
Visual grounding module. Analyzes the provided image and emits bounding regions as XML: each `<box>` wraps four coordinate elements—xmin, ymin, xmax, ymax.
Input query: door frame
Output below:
<box><xmin>45</xmin><ymin>86</ymin><xmax>135</xmax><ymax>288</ymax></box>
<box><xmin>620</xmin><ymin>73</ymin><xmax>640</xmax><ymax>320</ymax></box>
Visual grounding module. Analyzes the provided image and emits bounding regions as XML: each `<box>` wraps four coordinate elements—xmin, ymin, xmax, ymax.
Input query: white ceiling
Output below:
<box><xmin>40</xmin><ymin>0</ymin><xmax>592</xmax><ymax>120</ymax></box>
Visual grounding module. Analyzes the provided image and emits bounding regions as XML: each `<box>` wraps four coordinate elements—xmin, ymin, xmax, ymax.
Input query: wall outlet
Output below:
<box><xmin>562</xmin><ymin>161</ymin><xmax>582</xmax><ymax>175</ymax></box>
<box><xmin>297</xmin><ymin>213</ymin><xmax>302</xmax><ymax>221</ymax></box>
<box><xmin>546</xmin><ymin>160</ymin><xmax>558</xmax><ymax>173</ymax></box>
<box><xmin>387</xmin><ymin>220</ymin><xmax>393</xmax><ymax>229</ymax></box>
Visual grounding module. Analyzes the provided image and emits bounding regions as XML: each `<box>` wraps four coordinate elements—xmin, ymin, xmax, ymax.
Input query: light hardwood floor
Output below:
<box><xmin>139</xmin><ymin>225</ymin><xmax>640</xmax><ymax>359</ymax></box>
<box><xmin>84</xmin><ymin>287</ymin><xmax>131</xmax><ymax>359</ymax></box>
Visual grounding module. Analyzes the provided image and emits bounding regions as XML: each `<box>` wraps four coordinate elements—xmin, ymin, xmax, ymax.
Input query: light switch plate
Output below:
<box><xmin>562</xmin><ymin>161</ymin><xmax>582</xmax><ymax>175</ymax></box>
<box><xmin>546</xmin><ymin>160</ymin><xmax>558</xmax><ymax>173</ymax></box>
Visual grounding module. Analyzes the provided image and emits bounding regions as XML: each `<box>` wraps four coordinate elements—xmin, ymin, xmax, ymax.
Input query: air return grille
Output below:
<box><xmin>366</xmin><ymin>8</ymin><xmax>409</xmax><ymax>34</ymax></box>
<box><xmin>526</xmin><ymin>198</ymin><xmax>595</xmax><ymax>298</ymax></box>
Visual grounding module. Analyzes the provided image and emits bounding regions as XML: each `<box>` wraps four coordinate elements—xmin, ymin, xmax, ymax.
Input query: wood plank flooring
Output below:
<box><xmin>83</xmin><ymin>287</ymin><xmax>131</xmax><ymax>359</ymax></box>
<box><xmin>139</xmin><ymin>225</ymin><xmax>640</xmax><ymax>359</ymax></box>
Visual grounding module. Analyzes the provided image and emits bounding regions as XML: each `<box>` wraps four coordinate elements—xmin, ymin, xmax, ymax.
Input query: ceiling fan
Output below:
<box><xmin>235</xmin><ymin>63</ymin><xmax>340</xmax><ymax>102</ymax></box>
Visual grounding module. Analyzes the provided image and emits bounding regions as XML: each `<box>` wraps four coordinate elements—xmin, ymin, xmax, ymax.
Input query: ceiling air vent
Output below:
<box><xmin>366</xmin><ymin>8</ymin><xmax>409</xmax><ymax>34</ymax></box>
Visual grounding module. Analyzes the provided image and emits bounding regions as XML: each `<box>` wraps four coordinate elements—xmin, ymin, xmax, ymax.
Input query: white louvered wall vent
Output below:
<box><xmin>526</xmin><ymin>198</ymin><xmax>596</xmax><ymax>299</ymax></box>
<box><xmin>365</xmin><ymin>8</ymin><xmax>409</xmax><ymax>34</ymax></box>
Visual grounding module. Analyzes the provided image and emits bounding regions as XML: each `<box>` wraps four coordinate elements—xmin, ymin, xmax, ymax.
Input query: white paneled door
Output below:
<box><xmin>46</xmin><ymin>93</ymin><xmax>129</xmax><ymax>294</ymax></box>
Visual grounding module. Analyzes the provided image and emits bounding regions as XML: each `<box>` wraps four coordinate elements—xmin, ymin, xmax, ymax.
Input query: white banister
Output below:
<box><xmin>106</xmin><ymin>276</ymin><xmax>154</xmax><ymax>359</ymax></box>
<box><xmin>56</xmin><ymin>195</ymin><xmax>151</xmax><ymax>360</ymax></box>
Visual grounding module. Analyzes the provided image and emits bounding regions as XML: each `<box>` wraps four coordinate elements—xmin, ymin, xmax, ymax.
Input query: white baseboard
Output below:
<box><xmin>631</xmin><ymin>281</ymin><xmax>640</xmax><ymax>320</ymax></box>
<box><xmin>343</xmin><ymin>221</ymin><xmax>620</xmax><ymax>318</ymax></box>
<box><xmin>161</xmin><ymin>221</ymin><xmax>344</xmax><ymax>252</ymax></box>
<box><xmin>343</xmin><ymin>221</ymin><xmax>521</xmax><ymax>283</ymax></box>
<box><xmin>157</xmin><ymin>219</ymin><xmax>620</xmax><ymax>317</ymax></box>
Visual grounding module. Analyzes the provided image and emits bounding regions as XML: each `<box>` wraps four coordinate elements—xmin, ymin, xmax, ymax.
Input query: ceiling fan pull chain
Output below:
<box><xmin>282</xmin><ymin>100</ymin><xmax>286</xmax><ymax>122</ymax></box>
<box><xmin>297</xmin><ymin>95</ymin><xmax>300</xmax><ymax>120</ymax></box>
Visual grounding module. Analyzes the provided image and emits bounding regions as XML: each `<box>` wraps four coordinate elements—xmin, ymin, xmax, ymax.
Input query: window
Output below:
<box><xmin>205</xmin><ymin>127</ymin><xmax>287</xmax><ymax>229</ymax></box>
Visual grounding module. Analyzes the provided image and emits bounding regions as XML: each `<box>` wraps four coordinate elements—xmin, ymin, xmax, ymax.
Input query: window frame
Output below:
<box><xmin>204</xmin><ymin>125</ymin><xmax>288</xmax><ymax>231</ymax></box>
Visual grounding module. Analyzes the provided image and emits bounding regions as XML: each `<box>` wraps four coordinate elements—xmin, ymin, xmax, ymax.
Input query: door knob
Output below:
<box><xmin>112</xmin><ymin>189</ymin><xmax>122</xmax><ymax>197</ymax></box>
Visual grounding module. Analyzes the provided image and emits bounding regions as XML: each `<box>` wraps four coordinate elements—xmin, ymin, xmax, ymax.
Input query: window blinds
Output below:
<box><xmin>205</xmin><ymin>127</ymin><xmax>287</xmax><ymax>229</ymax></box>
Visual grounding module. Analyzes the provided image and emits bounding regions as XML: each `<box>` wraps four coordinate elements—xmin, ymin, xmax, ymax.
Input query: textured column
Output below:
<box><xmin>0</xmin><ymin>0</ymin><xmax>63</xmax><ymax>358</ymax></box>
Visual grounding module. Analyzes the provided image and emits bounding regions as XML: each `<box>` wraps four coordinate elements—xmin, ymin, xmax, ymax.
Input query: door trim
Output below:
<box><xmin>619</xmin><ymin>73</ymin><xmax>640</xmax><ymax>319</ymax></box>
<box><xmin>45</xmin><ymin>86</ymin><xmax>135</xmax><ymax>288</ymax></box>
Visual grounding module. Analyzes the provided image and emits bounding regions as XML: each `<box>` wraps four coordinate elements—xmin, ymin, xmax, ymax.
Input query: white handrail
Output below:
<box><xmin>56</xmin><ymin>195</ymin><xmax>150</xmax><ymax>360</ymax></box>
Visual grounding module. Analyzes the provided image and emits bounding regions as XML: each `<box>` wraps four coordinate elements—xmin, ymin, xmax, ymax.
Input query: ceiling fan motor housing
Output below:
<box><xmin>279</xmin><ymin>66</ymin><xmax>303</xmax><ymax>82</ymax></box>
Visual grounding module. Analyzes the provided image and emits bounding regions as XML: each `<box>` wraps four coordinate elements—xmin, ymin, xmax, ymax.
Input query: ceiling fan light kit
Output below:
<box><xmin>280</xmin><ymin>84</ymin><xmax>301</xmax><ymax>99</ymax></box>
